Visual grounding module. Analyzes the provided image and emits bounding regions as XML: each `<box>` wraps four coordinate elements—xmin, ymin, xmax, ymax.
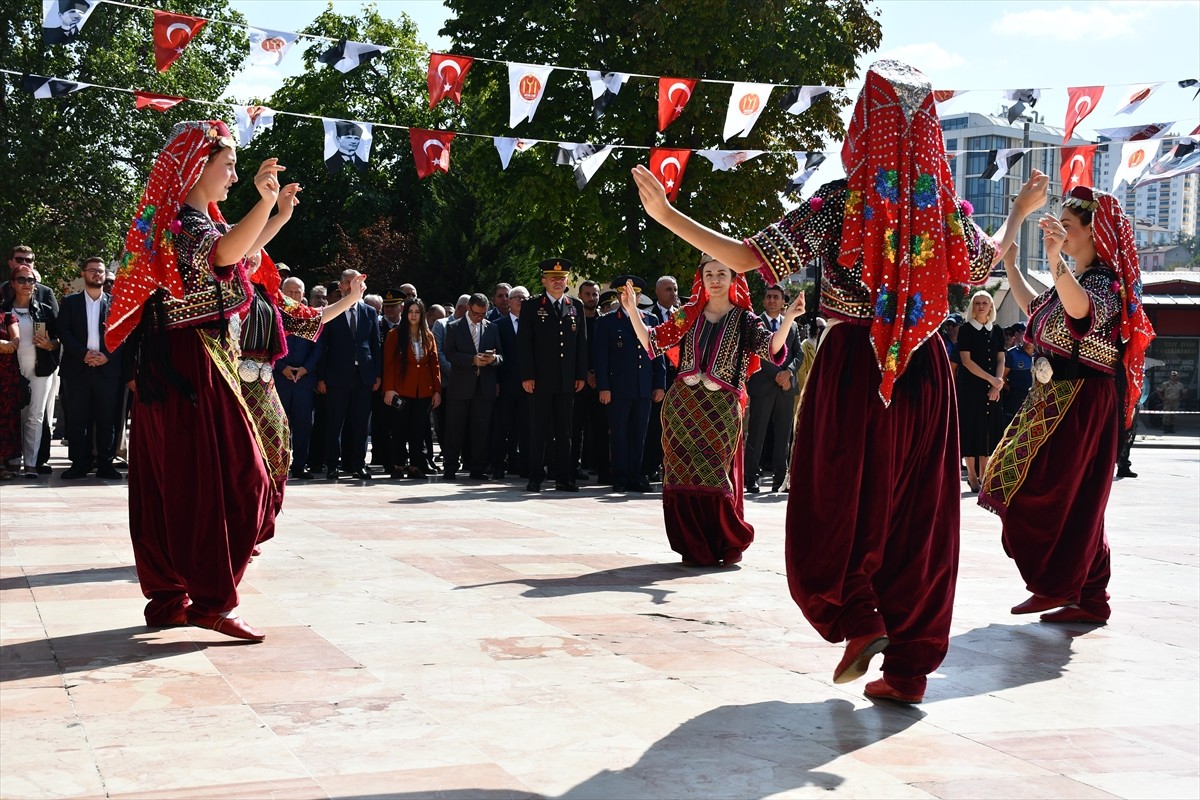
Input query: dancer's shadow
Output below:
<box><xmin>455</xmin><ymin>562</ymin><xmax>721</xmax><ymax>605</ymax></box>
<box><xmin>326</xmin><ymin>622</ymin><xmax>1079</xmax><ymax>799</ymax></box>
<box><xmin>0</xmin><ymin>565</ymin><xmax>136</xmax><ymax>592</ymax></box>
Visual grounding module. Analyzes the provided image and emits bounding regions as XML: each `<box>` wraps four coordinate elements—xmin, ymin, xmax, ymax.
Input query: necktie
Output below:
<box><xmin>770</xmin><ymin>318</ymin><xmax>779</xmax><ymax>332</ymax></box>
<box><xmin>472</xmin><ymin>321</ymin><xmax>480</xmax><ymax>350</ymax></box>
<box><xmin>349</xmin><ymin>307</ymin><xmax>357</xmax><ymax>338</ymax></box>
<box><xmin>554</xmin><ymin>299</ymin><xmax>562</xmax><ymax>316</ymax></box>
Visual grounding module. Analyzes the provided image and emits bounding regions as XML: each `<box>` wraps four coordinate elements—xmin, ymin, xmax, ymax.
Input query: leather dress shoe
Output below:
<box><xmin>188</xmin><ymin>611</ymin><xmax>265</xmax><ymax>642</ymax></box>
<box><xmin>864</xmin><ymin>678</ymin><xmax>923</xmax><ymax>704</ymax></box>
<box><xmin>745</xmin><ymin>482</ymin><xmax>760</xmax><ymax>494</ymax></box>
<box><xmin>36</xmin><ymin>464</ymin><xmax>52</xmax><ymax>475</ymax></box>
<box><xmin>97</xmin><ymin>466</ymin><xmax>122</xmax><ymax>480</ymax></box>
<box><xmin>770</xmin><ymin>482</ymin><xmax>783</xmax><ymax>493</ymax></box>
<box><xmin>1116</xmin><ymin>467</ymin><xmax>1138</xmax><ymax>478</ymax></box>
<box><xmin>574</xmin><ymin>468</ymin><xmax>589</xmax><ymax>480</ymax></box>
<box><xmin>61</xmin><ymin>468</ymin><xmax>89</xmax><ymax>480</ymax></box>
<box><xmin>555</xmin><ymin>481</ymin><xmax>579</xmax><ymax>492</ymax></box>
<box><xmin>353</xmin><ymin>467</ymin><xmax>373</xmax><ymax>480</ymax></box>
<box><xmin>292</xmin><ymin>468</ymin><xmax>315</xmax><ymax>480</ymax></box>
<box><xmin>468</xmin><ymin>471</ymin><xmax>486</xmax><ymax>480</ymax></box>
<box><xmin>630</xmin><ymin>481</ymin><xmax>650</xmax><ymax>493</ymax></box>
<box><xmin>612</xmin><ymin>483</ymin><xmax>629</xmax><ymax>492</ymax></box>
<box><xmin>443</xmin><ymin>470</ymin><xmax>458</xmax><ymax>480</ymax></box>
<box><xmin>833</xmin><ymin>633</ymin><xmax>889</xmax><ymax>684</ymax></box>
<box><xmin>1011</xmin><ymin>594</ymin><xmax>1071</xmax><ymax>615</ymax></box>
<box><xmin>525</xmin><ymin>480</ymin><xmax>542</xmax><ymax>493</ymax></box>
<box><xmin>326</xmin><ymin>468</ymin><xmax>339</xmax><ymax>481</ymax></box>
<box><xmin>1039</xmin><ymin>605</ymin><xmax>1108</xmax><ymax>624</ymax></box>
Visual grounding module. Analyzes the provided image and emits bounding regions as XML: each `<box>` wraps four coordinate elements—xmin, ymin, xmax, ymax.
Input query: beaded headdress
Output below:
<box><xmin>1069</xmin><ymin>185</ymin><xmax>1155</xmax><ymax>428</ymax></box>
<box><xmin>838</xmin><ymin>60</ymin><xmax>974</xmax><ymax>405</ymax></box>
<box><xmin>106</xmin><ymin>120</ymin><xmax>236</xmax><ymax>351</ymax></box>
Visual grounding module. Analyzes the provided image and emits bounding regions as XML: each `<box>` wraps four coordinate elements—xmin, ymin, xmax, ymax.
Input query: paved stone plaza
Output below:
<box><xmin>2</xmin><ymin>443</ymin><xmax>1197</xmax><ymax>799</ymax></box>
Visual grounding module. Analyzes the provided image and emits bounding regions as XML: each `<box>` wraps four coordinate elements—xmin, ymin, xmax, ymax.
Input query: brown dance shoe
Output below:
<box><xmin>1039</xmin><ymin>606</ymin><xmax>1108</xmax><ymax>625</ymax></box>
<box><xmin>188</xmin><ymin>612</ymin><xmax>266</xmax><ymax>642</ymax></box>
<box><xmin>864</xmin><ymin>678</ymin><xmax>923</xmax><ymax>704</ymax></box>
<box><xmin>1011</xmin><ymin>594</ymin><xmax>1072</xmax><ymax>615</ymax></box>
<box><xmin>833</xmin><ymin>633</ymin><xmax>889</xmax><ymax>684</ymax></box>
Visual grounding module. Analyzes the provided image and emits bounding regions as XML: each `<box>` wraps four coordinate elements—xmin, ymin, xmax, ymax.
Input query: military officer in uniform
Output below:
<box><xmin>593</xmin><ymin>276</ymin><xmax>666</xmax><ymax>493</ymax></box>
<box><xmin>518</xmin><ymin>258</ymin><xmax>588</xmax><ymax>492</ymax></box>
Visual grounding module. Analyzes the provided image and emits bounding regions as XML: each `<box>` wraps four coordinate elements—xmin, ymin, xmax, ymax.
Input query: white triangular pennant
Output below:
<box><xmin>1115</xmin><ymin>82</ymin><xmax>1164</xmax><ymax>116</ymax></box>
<box><xmin>508</xmin><ymin>63</ymin><xmax>554</xmax><ymax>127</ymax></box>
<box><xmin>1113</xmin><ymin>140</ymin><xmax>1160</xmax><ymax>190</ymax></box>
<box><xmin>722</xmin><ymin>82</ymin><xmax>773</xmax><ymax>140</ymax></box>
<box><xmin>694</xmin><ymin>150</ymin><xmax>765</xmax><ymax>171</ymax></box>
<box><xmin>233</xmin><ymin>105</ymin><xmax>275</xmax><ymax>145</ymax></box>
<box><xmin>247</xmin><ymin>28</ymin><xmax>299</xmax><ymax>67</ymax></box>
<box><xmin>494</xmin><ymin>137</ymin><xmax>538</xmax><ymax>170</ymax></box>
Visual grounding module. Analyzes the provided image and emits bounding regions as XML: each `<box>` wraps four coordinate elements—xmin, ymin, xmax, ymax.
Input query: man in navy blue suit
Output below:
<box><xmin>273</xmin><ymin>276</ymin><xmax>324</xmax><ymax>480</ymax></box>
<box><xmin>491</xmin><ymin>285</ymin><xmax>528</xmax><ymax>479</ymax></box>
<box><xmin>441</xmin><ymin>293</ymin><xmax>504</xmax><ymax>479</ymax></box>
<box><xmin>593</xmin><ymin>277</ymin><xmax>666</xmax><ymax>493</ymax></box>
<box><xmin>316</xmin><ymin>269</ymin><xmax>381</xmax><ymax>480</ymax></box>
<box><xmin>58</xmin><ymin>257</ymin><xmax>123</xmax><ymax>480</ymax></box>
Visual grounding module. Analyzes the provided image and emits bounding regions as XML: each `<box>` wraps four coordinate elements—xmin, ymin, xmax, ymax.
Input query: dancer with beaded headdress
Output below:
<box><xmin>630</xmin><ymin>59</ymin><xmax>1048</xmax><ymax>703</ymax></box>
<box><xmin>981</xmin><ymin>183</ymin><xmax>1154</xmax><ymax>624</ymax></box>
<box><xmin>106</xmin><ymin>121</ymin><xmax>367</xmax><ymax>641</ymax></box>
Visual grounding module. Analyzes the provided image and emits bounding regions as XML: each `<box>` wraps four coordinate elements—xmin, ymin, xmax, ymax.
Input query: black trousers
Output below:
<box><xmin>445</xmin><ymin>387</ymin><xmax>495</xmax><ymax>473</ymax></box>
<box><xmin>491</xmin><ymin>387</ymin><xmax>528</xmax><ymax>474</ymax></box>
<box><xmin>325</xmin><ymin>372</ymin><xmax>372</xmax><ymax>471</ymax></box>
<box><xmin>398</xmin><ymin>396</ymin><xmax>433</xmax><ymax>465</ymax></box>
<box><xmin>571</xmin><ymin>384</ymin><xmax>608</xmax><ymax>480</ymax></box>
<box><xmin>63</xmin><ymin>368</ymin><xmax>120</xmax><ymax>470</ymax></box>
<box><xmin>528</xmin><ymin>390</ymin><xmax>574</xmax><ymax>484</ymax></box>
<box><xmin>743</xmin><ymin>389</ymin><xmax>794</xmax><ymax>485</ymax></box>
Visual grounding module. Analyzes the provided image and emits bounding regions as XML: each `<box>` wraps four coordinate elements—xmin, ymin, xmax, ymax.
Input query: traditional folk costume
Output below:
<box><xmin>980</xmin><ymin>188</ymin><xmax>1153</xmax><ymax>623</ymax></box>
<box><xmin>745</xmin><ymin>60</ymin><xmax>997</xmax><ymax>701</ymax></box>
<box><xmin>106</xmin><ymin>120</ymin><xmax>320</xmax><ymax>637</ymax></box>
<box><xmin>644</xmin><ymin>268</ymin><xmax>784</xmax><ymax>566</ymax></box>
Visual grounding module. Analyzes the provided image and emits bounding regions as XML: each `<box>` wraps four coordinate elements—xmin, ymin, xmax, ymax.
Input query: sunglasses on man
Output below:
<box><xmin>12</xmin><ymin>255</ymin><xmax>34</xmax><ymax>264</ymax></box>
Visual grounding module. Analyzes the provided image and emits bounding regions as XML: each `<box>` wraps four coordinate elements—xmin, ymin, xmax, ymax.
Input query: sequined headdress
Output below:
<box><xmin>106</xmin><ymin>120</ymin><xmax>236</xmax><ymax>351</ymax></box>
<box><xmin>838</xmin><ymin>60</ymin><xmax>974</xmax><ymax>405</ymax></box>
<box><xmin>1070</xmin><ymin>186</ymin><xmax>1155</xmax><ymax>428</ymax></box>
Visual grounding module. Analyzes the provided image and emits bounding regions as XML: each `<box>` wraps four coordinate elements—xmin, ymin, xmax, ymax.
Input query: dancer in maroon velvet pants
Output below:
<box><xmin>629</xmin><ymin>59</ymin><xmax>1046</xmax><ymax>703</ymax></box>
<box><xmin>106</xmin><ymin>121</ymin><xmax>365</xmax><ymax>641</ymax></box>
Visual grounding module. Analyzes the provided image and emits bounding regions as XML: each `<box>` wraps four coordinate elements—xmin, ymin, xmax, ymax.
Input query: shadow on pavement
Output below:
<box><xmin>453</xmin><ymin>562</ymin><xmax>716</xmax><ymax>605</ymax></box>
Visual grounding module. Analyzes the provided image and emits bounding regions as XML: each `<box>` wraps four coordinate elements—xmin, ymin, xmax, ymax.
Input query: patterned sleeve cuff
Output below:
<box><xmin>965</xmin><ymin>221</ymin><xmax>999</xmax><ymax>284</ymax></box>
<box><xmin>744</xmin><ymin>209</ymin><xmax>814</xmax><ymax>286</ymax></box>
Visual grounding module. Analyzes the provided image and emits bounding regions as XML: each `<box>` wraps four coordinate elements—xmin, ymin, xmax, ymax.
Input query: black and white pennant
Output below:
<box><xmin>980</xmin><ymin>148</ymin><xmax>1029</xmax><ymax>181</ymax></box>
<box><xmin>319</xmin><ymin>39</ymin><xmax>386</xmax><ymax>74</ymax></box>
<box><xmin>21</xmin><ymin>73</ymin><xmax>88</xmax><ymax>98</ymax></box>
<box><xmin>586</xmin><ymin>71</ymin><xmax>629</xmax><ymax>119</ymax></box>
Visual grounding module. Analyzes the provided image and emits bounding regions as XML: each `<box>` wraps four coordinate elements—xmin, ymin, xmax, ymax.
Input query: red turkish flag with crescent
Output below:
<box><xmin>409</xmin><ymin>128</ymin><xmax>455</xmax><ymax>179</ymax></box>
<box><xmin>1062</xmin><ymin>85</ymin><xmax>1104</xmax><ymax>143</ymax></box>
<box><xmin>134</xmin><ymin>91</ymin><xmax>187</xmax><ymax>112</ymax></box>
<box><xmin>427</xmin><ymin>53</ymin><xmax>473</xmax><ymax>108</ymax></box>
<box><xmin>648</xmin><ymin>147</ymin><xmax>692</xmax><ymax>202</ymax></box>
<box><xmin>657</xmin><ymin>77</ymin><xmax>697</xmax><ymax>132</ymax></box>
<box><xmin>1060</xmin><ymin>145</ymin><xmax>1096</xmax><ymax>194</ymax></box>
<box><xmin>152</xmin><ymin>11</ymin><xmax>206</xmax><ymax>73</ymax></box>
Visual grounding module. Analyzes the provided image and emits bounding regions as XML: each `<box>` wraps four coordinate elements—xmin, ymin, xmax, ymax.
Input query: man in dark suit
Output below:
<box><xmin>593</xmin><ymin>277</ymin><xmax>666</xmax><ymax>493</ymax></box>
<box><xmin>442</xmin><ymin>293</ymin><xmax>503</xmax><ymax>480</ymax></box>
<box><xmin>643</xmin><ymin>274</ymin><xmax>679</xmax><ymax>483</ymax></box>
<box><xmin>273</xmin><ymin>276</ymin><xmax>323</xmax><ymax>480</ymax></box>
<box><xmin>744</xmin><ymin>283</ymin><xmax>803</xmax><ymax>493</ymax></box>
<box><xmin>316</xmin><ymin>270</ymin><xmax>381</xmax><ymax>480</ymax></box>
<box><xmin>570</xmin><ymin>280</ymin><xmax>608</xmax><ymax>485</ymax></box>
<box><xmin>58</xmin><ymin>257</ymin><xmax>123</xmax><ymax>480</ymax></box>
<box><xmin>518</xmin><ymin>259</ymin><xmax>588</xmax><ymax>492</ymax></box>
<box><xmin>371</xmin><ymin>288</ymin><xmax>406</xmax><ymax>473</ymax></box>
<box><xmin>491</xmin><ymin>285</ymin><xmax>528</xmax><ymax>479</ymax></box>
<box><xmin>324</xmin><ymin>121</ymin><xmax>369</xmax><ymax>176</ymax></box>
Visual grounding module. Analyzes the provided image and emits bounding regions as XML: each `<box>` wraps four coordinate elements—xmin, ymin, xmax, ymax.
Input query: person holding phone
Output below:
<box><xmin>2</xmin><ymin>262</ymin><xmax>59</xmax><ymax>478</ymax></box>
<box><xmin>440</xmin><ymin>293</ymin><xmax>503</xmax><ymax>480</ymax></box>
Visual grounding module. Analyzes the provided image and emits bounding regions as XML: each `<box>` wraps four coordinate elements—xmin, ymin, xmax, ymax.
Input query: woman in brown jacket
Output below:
<box><xmin>382</xmin><ymin>298</ymin><xmax>441</xmax><ymax>478</ymax></box>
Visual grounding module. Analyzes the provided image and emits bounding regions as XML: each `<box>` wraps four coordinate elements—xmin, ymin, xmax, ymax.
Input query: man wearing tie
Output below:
<box><xmin>273</xmin><ymin>276</ymin><xmax>323</xmax><ymax>480</ymax></box>
<box><xmin>58</xmin><ymin>257</ymin><xmax>123</xmax><ymax>480</ymax></box>
<box><xmin>316</xmin><ymin>269</ymin><xmax>380</xmax><ymax>480</ymax></box>
<box><xmin>442</xmin><ymin>293</ymin><xmax>503</xmax><ymax>479</ymax></box>
<box><xmin>744</xmin><ymin>284</ymin><xmax>803</xmax><ymax>493</ymax></box>
<box><xmin>643</xmin><ymin>274</ymin><xmax>680</xmax><ymax>484</ymax></box>
<box><xmin>518</xmin><ymin>259</ymin><xmax>587</xmax><ymax>492</ymax></box>
<box><xmin>491</xmin><ymin>285</ymin><xmax>528</xmax><ymax>479</ymax></box>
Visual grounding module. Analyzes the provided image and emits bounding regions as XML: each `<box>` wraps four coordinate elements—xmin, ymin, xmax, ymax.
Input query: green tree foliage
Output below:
<box><xmin>0</xmin><ymin>0</ymin><xmax>246</xmax><ymax>290</ymax></box>
<box><xmin>437</xmin><ymin>0</ymin><xmax>882</xmax><ymax>290</ymax></box>
<box><xmin>225</xmin><ymin>6</ymin><xmax>456</xmax><ymax>298</ymax></box>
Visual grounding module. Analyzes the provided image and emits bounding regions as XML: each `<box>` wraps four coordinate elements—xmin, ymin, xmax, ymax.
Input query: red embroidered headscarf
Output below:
<box><xmin>1070</xmin><ymin>186</ymin><xmax>1155</xmax><ymax>428</ymax></box>
<box><xmin>651</xmin><ymin>255</ymin><xmax>755</xmax><ymax>350</ymax></box>
<box><xmin>838</xmin><ymin>60</ymin><xmax>974</xmax><ymax>405</ymax></box>
<box><xmin>106</xmin><ymin>120</ymin><xmax>236</xmax><ymax>351</ymax></box>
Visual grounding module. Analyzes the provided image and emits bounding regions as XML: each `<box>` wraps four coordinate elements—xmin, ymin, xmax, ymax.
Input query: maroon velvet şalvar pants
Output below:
<box><xmin>987</xmin><ymin>379</ymin><xmax>1117</xmax><ymax>618</ymax></box>
<box><xmin>786</xmin><ymin>322</ymin><xmax>959</xmax><ymax>695</ymax></box>
<box><xmin>127</xmin><ymin>329</ymin><xmax>272</xmax><ymax>624</ymax></box>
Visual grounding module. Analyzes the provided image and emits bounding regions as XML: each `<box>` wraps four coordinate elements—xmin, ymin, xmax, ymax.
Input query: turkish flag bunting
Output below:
<box><xmin>648</xmin><ymin>148</ymin><xmax>692</xmax><ymax>202</ymax></box>
<box><xmin>1062</xmin><ymin>85</ymin><xmax>1104</xmax><ymax>143</ymax></box>
<box><xmin>134</xmin><ymin>91</ymin><xmax>187</xmax><ymax>112</ymax></box>
<box><xmin>152</xmin><ymin>11</ymin><xmax>207</xmax><ymax>73</ymax></box>
<box><xmin>409</xmin><ymin>128</ymin><xmax>454</xmax><ymax>179</ymax></box>
<box><xmin>1060</xmin><ymin>145</ymin><xmax>1096</xmax><ymax>194</ymax></box>
<box><xmin>428</xmin><ymin>53</ymin><xmax>473</xmax><ymax>108</ymax></box>
<box><xmin>657</xmin><ymin>77</ymin><xmax>697</xmax><ymax>132</ymax></box>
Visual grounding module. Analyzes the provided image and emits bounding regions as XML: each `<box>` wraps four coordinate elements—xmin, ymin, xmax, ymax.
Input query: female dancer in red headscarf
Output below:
<box><xmin>619</xmin><ymin>256</ymin><xmax>803</xmax><ymax>566</ymax></box>
<box><xmin>631</xmin><ymin>60</ymin><xmax>1048</xmax><ymax>703</ymax></box>
<box><xmin>981</xmin><ymin>184</ymin><xmax>1153</xmax><ymax>624</ymax></box>
<box><xmin>106</xmin><ymin>121</ymin><xmax>366</xmax><ymax>641</ymax></box>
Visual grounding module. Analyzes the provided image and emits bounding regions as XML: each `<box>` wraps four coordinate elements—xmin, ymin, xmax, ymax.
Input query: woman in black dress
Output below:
<box><xmin>957</xmin><ymin>290</ymin><xmax>1005</xmax><ymax>492</ymax></box>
